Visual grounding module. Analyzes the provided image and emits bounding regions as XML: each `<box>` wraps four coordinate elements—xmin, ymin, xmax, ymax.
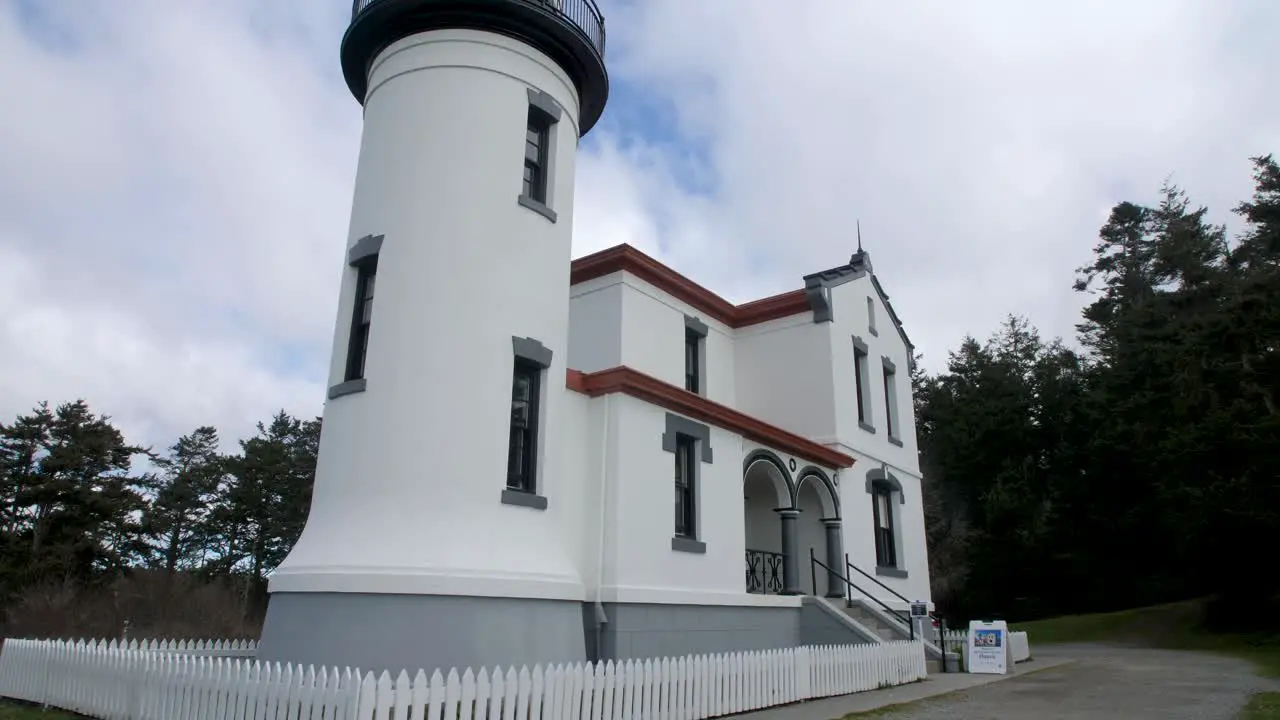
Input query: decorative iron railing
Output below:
<box><xmin>745</xmin><ymin>549</ymin><xmax>785</xmax><ymax>595</ymax></box>
<box><xmin>350</xmin><ymin>0</ymin><xmax>606</xmax><ymax>58</ymax></box>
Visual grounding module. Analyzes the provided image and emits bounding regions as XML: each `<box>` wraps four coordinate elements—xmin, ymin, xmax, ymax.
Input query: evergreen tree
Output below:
<box><xmin>142</xmin><ymin>426</ymin><xmax>225</xmax><ymax>576</ymax></box>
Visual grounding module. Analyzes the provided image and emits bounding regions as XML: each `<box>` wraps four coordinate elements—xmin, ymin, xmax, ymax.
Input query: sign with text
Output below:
<box><xmin>966</xmin><ymin>620</ymin><xmax>1009</xmax><ymax>674</ymax></box>
<box><xmin>910</xmin><ymin>601</ymin><xmax>930</xmax><ymax>618</ymax></box>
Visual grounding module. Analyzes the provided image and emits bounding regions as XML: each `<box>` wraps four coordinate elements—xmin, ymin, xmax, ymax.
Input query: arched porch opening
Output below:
<box><xmin>795</xmin><ymin>467</ymin><xmax>843</xmax><ymax>598</ymax></box>
<box><xmin>743</xmin><ymin>451</ymin><xmax>792</xmax><ymax>595</ymax></box>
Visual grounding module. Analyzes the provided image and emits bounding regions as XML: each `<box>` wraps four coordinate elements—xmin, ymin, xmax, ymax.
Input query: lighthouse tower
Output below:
<box><xmin>257</xmin><ymin>0</ymin><xmax>609</xmax><ymax>673</ymax></box>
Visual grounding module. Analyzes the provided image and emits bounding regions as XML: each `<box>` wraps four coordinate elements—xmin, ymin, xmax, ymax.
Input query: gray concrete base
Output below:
<box><xmin>588</xmin><ymin>602</ymin><xmax>801</xmax><ymax>661</ymax></box>
<box><xmin>258</xmin><ymin>592</ymin><xmax>586</xmax><ymax>674</ymax></box>
<box><xmin>799</xmin><ymin>597</ymin><xmax>880</xmax><ymax>646</ymax></box>
<box><xmin>582</xmin><ymin>600</ymin><xmax>877</xmax><ymax>662</ymax></box>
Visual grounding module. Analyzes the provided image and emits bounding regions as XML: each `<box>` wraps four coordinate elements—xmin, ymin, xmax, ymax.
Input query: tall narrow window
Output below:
<box><xmin>685</xmin><ymin>329</ymin><xmax>701</xmax><ymax>393</ymax></box>
<box><xmin>674</xmin><ymin>435</ymin><xmax>697</xmax><ymax>538</ymax></box>
<box><xmin>883</xmin><ymin>358</ymin><xmax>900</xmax><ymax>443</ymax></box>
<box><xmin>853</xmin><ymin>337</ymin><xmax>873</xmax><ymax>432</ymax></box>
<box><xmin>507</xmin><ymin>359</ymin><xmax>541</xmax><ymax>492</ymax></box>
<box><xmin>867</xmin><ymin>296</ymin><xmax>877</xmax><ymax>335</ymax></box>
<box><xmin>854</xmin><ymin>347</ymin><xmax>868</xmax><ymax>423</ymax></box>
<box><xmin>684</xmin><ymin>315</ymin><xmax>708</xmax><ymax>395</ymax></box>
<box><xmin>345</xmin><ymin>262</ymin><xmax>376</xmax><ymax>382</ymax></box>
<box><xmin>872</xmin><ymin>485</ymin><xmax>896</xmax><ymax>568</ymax></box>
<box><xmin>523</xmin><ymin>110</ymin><xmax>551</xmax><ymax>204</ymax></box>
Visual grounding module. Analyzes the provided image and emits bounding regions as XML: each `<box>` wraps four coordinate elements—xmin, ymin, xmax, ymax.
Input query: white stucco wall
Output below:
<box><xmin>837</xmin><ymin>450</ymin><xmax>931</xmax><ymax>608</ymax></box>
<box><xmin>272</xmin><ymin>29</ymin><xmax>587</xmax><ymax>601</ymax></box>
<box><xmin>824</xmin><ymin>277</ymin><xmax>921</xmax><ymax>476</ymax></box>
<box><xmin>734</xmin><ymin>316</ymin><xmax>837</xmax><ymax>442</ymax></box>
<box><xmin>566</xmin><ymin>266</ymin><xmax>931</xmax><ymax>608</ymax></box>
<box><xmin>568</xmin><ymin>273</ymin><xmax>737</xmax><ymax>406</ymax></box>
<box><xmin>567</xmin><ymin>279</ymin><xmax>623</xmax><ymax>373</ymax></box>
<box><xmin>597</xmin><ymin>395</ymin><xmax>798</xmax><ymax>607</ymax></box>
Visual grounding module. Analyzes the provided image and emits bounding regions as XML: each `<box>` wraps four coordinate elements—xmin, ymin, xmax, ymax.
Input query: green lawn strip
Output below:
<box><xmin>1009</xmin><ymin>599</ymin><xmax>1280</xmax><ymax>678</ymax></box>
<box><xmin>1239</xmin><ymin>692</ymin><xmax>1280</xmax><ymax>720</ymax></box>
<box><xmin>0</xmin><ymin>701</ymin><xmax>82</xmax><ymax>719</ymax></box>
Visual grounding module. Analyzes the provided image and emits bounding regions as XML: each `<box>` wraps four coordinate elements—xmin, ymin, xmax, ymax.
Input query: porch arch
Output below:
<box><xmin>795</xmin><ymin>465</ymin><xmax>840</xmax><ymax>518</ymax></box>
<box><xmin>795</xmin><ymin>465</ymin><xmax>844</xmax><ymax>597</ymax></box>
<box><xmin>742</xmin><ymin>449</ymin><xmax>794</xmax><ymax>508</ymax></box>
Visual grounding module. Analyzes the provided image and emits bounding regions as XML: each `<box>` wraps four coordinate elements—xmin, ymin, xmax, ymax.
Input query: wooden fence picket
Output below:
<box><xmin>0</xmin><ymin>635</ymin><xmax>929</xmax><ymax>720</ymax></box>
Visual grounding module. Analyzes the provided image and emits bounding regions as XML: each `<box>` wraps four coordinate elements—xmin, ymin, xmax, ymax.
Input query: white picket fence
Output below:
<box><xmin>116</xmin><ymin>639</ymin><xmax>259</xmax><ymax>657</ymax></box>
<box><xmin>939</xmin><ymin>630</ymin><xmax>1032</xmax><ymax>664</ymax></box>
<box><xmin>0</xmin><ymin>637</ymin><xmax>926</xmax><ymax>720</ymax></box>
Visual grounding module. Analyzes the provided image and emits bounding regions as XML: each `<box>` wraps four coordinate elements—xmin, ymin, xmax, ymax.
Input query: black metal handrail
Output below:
<box><xmin>845</xmin><ymin>553</ymin><xmax>946</xmax><ymax>629</ymax></box>
<box><xmin>809</xmin><ymin>549</ymin><xmax>914</xmax><ymax>641</ymax></box>
<box><xmin>351</xmin><ymin>0</ymin><xmax>607</xmax><ymax>57</ymax></box>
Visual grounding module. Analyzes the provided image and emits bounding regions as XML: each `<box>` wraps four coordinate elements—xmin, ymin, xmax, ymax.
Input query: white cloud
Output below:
<box><xmin>0</xmin><ymin>0</ymin><xmax>1277</xmax><ymax>453</ymax></box>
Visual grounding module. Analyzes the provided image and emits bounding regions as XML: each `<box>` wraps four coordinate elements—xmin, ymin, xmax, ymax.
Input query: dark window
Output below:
<box><xmin>523</xmin><ymin>112</ymin><xmax>551</xmax><ymax>203</ymax></box>
<box><xmin>674</xmin><ymin>435</ymin><xmax>696</xmax><ymax>538</ymax></box>
<box><xmin>345</xmin><ymin>262</ymin><xmax>376</xmax><ymax>382</ymax></box>
<box><xmin>872</xmin><ymin>485</ymin><xmax>896</xmax><ymax>567</ymax></box>
<box><xmin>685</xmin><ymin>329</ymin><xmax>701</xmax><ymax>393</ymax></box>
<box><xmin>854</xmin><ymin>347</ymin><xmax>868</xmax><ymax>424</ymax></box>
<box><xmin>507</xmin><ymin>359</ymin><xmax>541</xmax><ymax>492</ymax></box>
<box><xmin>883</xmin><ymin>366</ymin><xmax>897</xmax><ymax>439</ymax></box>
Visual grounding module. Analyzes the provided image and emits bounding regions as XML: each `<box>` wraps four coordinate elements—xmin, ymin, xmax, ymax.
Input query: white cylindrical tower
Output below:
<box><xmin>258</xmin><ymin>0</ymin><xmax>609</xmax><ymax>674</ymax></box>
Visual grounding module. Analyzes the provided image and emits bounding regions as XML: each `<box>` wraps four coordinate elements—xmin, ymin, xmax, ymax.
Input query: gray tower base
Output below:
<box><xmin>257</xmin><ymin>592</ymin><xmax>586</xmax><ymax>674</ymax></box>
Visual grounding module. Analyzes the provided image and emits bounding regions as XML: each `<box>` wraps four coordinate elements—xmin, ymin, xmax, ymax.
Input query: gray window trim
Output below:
<box><xmin>683</xmin><ymin>315</ymin><xmax>708</xmax><ymax>397</ymax></box>
<box><xmin>853</xmin><ymin>335</ymin><xmax>874</xmax><ymax>432</ymax></box>
<box><xmin>518</xmin><ymin>88</ymin><xmax>562</xmax><ymax>223</ymax></box>
<box><xmin>501</xmin><ymin>488</ymin><xmax>548</xmax><ymax>511</ymax></box>
<box><xmin>347</xmin><ymin>233</ymin><xmax>383</xmax><ymax>267</ymax></box>
<box><xmin>882</xmin><ymin>355</ymin><xmax>900</xmax><ymax>443</ymax></box>
<box><xmin>671</xmin><ymin>537</ymin><xmax>707</xmax><ymax>554</ymax></box>
<box><xmin>866</xmin><ymin>468</ymin><xmax>907</xmax><ymax>576</ymax></box>
<box><xmin>527</xmin><ymin>88</ymin><xmax>562</xmax><ymax>122</ymax></box>
<box><xmin>328</xmin><ymin>378</ymin><xmax>367</xmax><ymax>400</ymax></box>
<box><xmin>662</xmin><ymin>413</ymin><xmax>714</xmax><ymax>463</ymax></box>
<box><xmin>512</xmin><ymin>336</ymin><xmax>553</xmax><ymax>369</ymax></box>
<box><xmin>665</xmin><ymin>413</ymin><xmax>712</xmax><ymax>550</ymax></box>
<box><xmin>502</xmin><ymin>336</ymin><xmax>552</xmax><ymax>510</ymax></box>
<box><xmin>867</xmin><ymin>296</ymin><xmax>879</xmax><ymax>336</ymax></box>
<box><xmin>329</xmin><ymin>234</ymin><xmax>384</xmax><ymax>400</ymax></box>
<box><xmin>517</xmin><ymin>195</ymin><xmax>557</xmax><ymax>223</ymax></box>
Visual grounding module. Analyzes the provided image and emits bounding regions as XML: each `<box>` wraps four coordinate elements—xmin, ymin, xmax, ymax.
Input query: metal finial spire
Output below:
<box><xmin>857</xmin><ymin>220</ymin><xmax>863</xmax><ymax>253</ymax></box>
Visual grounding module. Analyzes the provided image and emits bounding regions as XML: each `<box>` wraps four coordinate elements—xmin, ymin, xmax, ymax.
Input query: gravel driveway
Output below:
<box><xmin>887</xmin><ymin>644</ymin><xmax>1280</xmax><ymax>719</ymax></box>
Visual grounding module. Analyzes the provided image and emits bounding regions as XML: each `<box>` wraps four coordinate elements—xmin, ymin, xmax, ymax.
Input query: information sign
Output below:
<box><xmin>966</xmin><ymin>619</ymin><xmax>1009</xmax><ymax>674</ymax></box>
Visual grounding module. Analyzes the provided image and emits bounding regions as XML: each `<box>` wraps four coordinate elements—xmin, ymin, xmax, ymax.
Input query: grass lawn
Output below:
<box><xmin>1240</xmin><ymin>693</ymin><xmax>1280</xmax><ymax>720</ymax></box>
<box><xmin>0</xmin><ymin>702</ymin><xmax>80</xmax><ymax>719</ymax></box>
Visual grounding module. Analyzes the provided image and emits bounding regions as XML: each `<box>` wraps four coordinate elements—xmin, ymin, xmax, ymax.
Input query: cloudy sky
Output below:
<box><xmin>1</xmin><ymin>0</ymin><xmax>1277</xmax><ymax>453</ymax></box>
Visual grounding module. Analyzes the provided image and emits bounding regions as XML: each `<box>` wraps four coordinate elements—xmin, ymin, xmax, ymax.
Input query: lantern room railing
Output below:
<box><xmin>350</xmin><ymin>0</ymin><xmax>606</xmax><ymax>58</ymax></box>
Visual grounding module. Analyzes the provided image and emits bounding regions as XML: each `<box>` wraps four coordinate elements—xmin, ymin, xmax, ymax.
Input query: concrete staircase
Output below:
<box><xmin>842</xmin><ymin>602</ymin><xmax>904</xmax><ymax>642</ymax></box>
<box><xmin>835</xmin><ymin>598</ymin><xmax>957</xmax><ymax>674</ymax></box>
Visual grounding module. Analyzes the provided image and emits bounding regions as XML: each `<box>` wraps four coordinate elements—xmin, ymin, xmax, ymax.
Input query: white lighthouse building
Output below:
<box><xmin>260</xmin><ymin>0</ymin><xmax>939</xmax><ymax>676</ymax></box>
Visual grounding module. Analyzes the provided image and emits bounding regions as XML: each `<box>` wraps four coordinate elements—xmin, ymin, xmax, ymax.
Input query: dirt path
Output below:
<box><xmin>886</xmin><ymin>644</ymin><xmax>1279</xmax><ymax>719</ymax></box>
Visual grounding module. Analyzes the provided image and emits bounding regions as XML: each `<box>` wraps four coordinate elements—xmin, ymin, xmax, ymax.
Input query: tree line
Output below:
<box><xmin>916</xmin><ymin>154</ymin><xmax>1279</xmax><ymax>629</ymax></box>
<box><xmin>0</xmin><ymin>402</ymin><xmax>319</xmax><ymax>638</ymax></box>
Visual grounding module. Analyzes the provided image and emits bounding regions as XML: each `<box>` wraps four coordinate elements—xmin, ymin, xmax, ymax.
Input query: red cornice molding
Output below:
<box><xmin>570</xmin><ymin>244</ymin><xmax>811</xmax><ymax>328</ymax></box>
<box><xmin>565</xmin><ymin>366</ymin><xmax>855</xmax><ymax>469</ymax></box>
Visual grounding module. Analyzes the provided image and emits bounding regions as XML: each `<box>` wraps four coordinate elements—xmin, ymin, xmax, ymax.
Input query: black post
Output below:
<box><xmin>809</xmin><ymin>548</ymin><xmax>817</xmax><ymax>598</ymax></box>
<box><xmin>844</xmin><ymin>552</ymin><xmax>852</xmax><ymax>605</ymax></box>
